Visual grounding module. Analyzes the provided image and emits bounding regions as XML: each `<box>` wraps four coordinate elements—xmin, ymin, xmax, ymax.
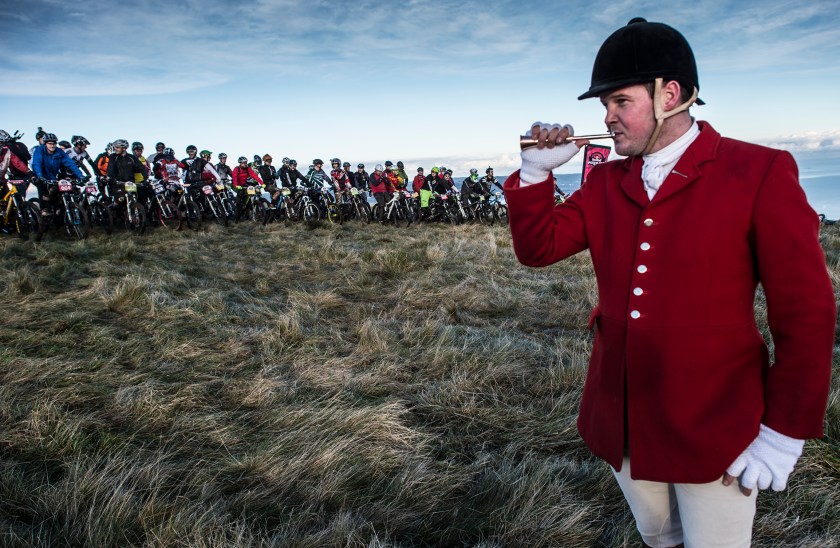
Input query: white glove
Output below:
<box><xmin>726</xmin><ymin>424</ymin><xmax>804</xmax><ymax>491</ymax></box>
<box><xmin>519</xmin><ymin>122</ymin><xmax>582</xmax><ymax>186</ymax></box>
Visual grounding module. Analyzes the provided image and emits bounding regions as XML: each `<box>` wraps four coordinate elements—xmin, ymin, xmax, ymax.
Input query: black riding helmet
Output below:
<box><xmin>578</xmin><ymin>17</ymin><xmax>703</xmax><ymax>104</ymax></box>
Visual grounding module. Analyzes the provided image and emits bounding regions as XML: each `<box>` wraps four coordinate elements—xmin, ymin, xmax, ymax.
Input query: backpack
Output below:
<box><xmin>186</xmin><ymin>158</ymin><xmax>205</xmax><ymax>183</ymax></box>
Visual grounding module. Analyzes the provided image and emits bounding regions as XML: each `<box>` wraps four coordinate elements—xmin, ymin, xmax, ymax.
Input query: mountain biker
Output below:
<box><xmin>198</xmin><ymin>150</ymin><xmax>221</xmax><ymax>183</ymax></box>
<box><xmin>480</xmin><ymin>166</ymin><xmax>502</xmax><ymax>191</ymax></box>
<box><xmin>31</xmin><ymin>132</ymin><xmax>86</xmax><ymax>214</ymax></box>
<box><xmin>131</xmin><ymin>142</ymin><xmax>150</xmax><ymax>184</ymax></box>
<box><xmin>307</xmin><ymin>158</ymin><xmax>330</xmax><ymax>188</ymax></box>
<box><xmin>66</xmin><ymin>136</ymin><xmax>99</xmax><ymax>180</ymax></box>
<box><xmin>180</xmin><ymin>145</ymin><xmax>200</xmax><ymax>183</ymax></box>
<box><xmin>107</xmin><ymin>139</ymin><xmax>151</xmax><ymax>206</ymax></box>
<box><xmin>58</xmin><ymin>140</ymin><xmax>71</xmax><ymax>152</ymax></box>
<box><xmin>354</xmin><ymin>163</ymin><xmax>370</xmax><ymax>195</ymax></box>
<box><xmin>369</xmin><ymin>163</ymin><xmax>393</xmax><ymax>211</ymax></box>
<box><xmin>155</xmin><ymin>148</ymin><xmax>182</xmax><ymax>183</ymax></box>
<box><xmin>28</xmin><ymin>127</ymin><xmax>48</xmax><ymax>169</ymax></box>
<box><xmin>95</xmin><ymin>142</ymin><xmax>114</xmax><ymax>178</ymax></box>
<box><xmin>460</xmin><ymin>168</ymin><xmax>481</xmax><ymax>204</ymax></box>
<box><xmin>258</xmin><ymin>154</ymin><xmax>279</xmax><ymax>202</ymax></box>
<box><xmin>384</xmin><ymin>161</ymin><xmax>402</xmax><ymax>192</ymax></box>
<box><xmin>232</xmin><ymin>156</ymin><xmax>264</xmax><ymax>215</ymax></box>
<box><xmin>215</xmin><ymin>153</ymin><xmax>233</xmax><ymax>181</ymax></box>
<box><xmin>0</xmin><ymin>129</ymin><xmax>34</xmax><ymax>181</ymax></box>
<box><xmin>395</xmin><ymin>161</ymin><xmax>409</xmax><ymax>190</ymax></box>
<box><xmin>279</xmin><ymin>159</ymin><xmax>307</xmax><ymax>189</ymax></box>
<box><xmin>330</xmin><ymin>158</ymin><xmax>351</xmax><ymax>202</ymax></box>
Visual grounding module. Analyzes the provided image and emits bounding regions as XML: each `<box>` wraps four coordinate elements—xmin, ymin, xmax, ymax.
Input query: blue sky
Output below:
<box><xmin>2</xmin><ymin>0</ymin><xmax>839</xmax><ymax>176</ymax></box>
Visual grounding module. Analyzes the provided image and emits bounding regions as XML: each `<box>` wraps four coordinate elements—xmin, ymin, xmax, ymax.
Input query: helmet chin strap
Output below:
<box><xmin>641</xmin><ymin>78</ymin><xmax>699</xmax><ymax>155</ymax></box>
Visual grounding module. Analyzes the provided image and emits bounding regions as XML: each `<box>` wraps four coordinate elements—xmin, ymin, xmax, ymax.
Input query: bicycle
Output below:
<box><xmin>1</xmin><ymin>179</ymin><xmax>42</xmax><ymax>241</ymax></box>
<box><xmin>170</xmin><ymin>181</ymin><xmax>202</xmax><ymax>230</ymax></box>
<box><xmin>78</xmin><ymin>179</ymin><xmax>114</xmax><ymax>234</ymax></box>
<box><xmin>44</xmin><ymin>179</ymin><xmax>89</xmax><ymax>240</ymax></box>
<box><xmin>114</xmin><ymin>180</ymin><xmax>147</xmax><ymax>235</ymax></box>
<box><xmin>144</xmin><ymin>179</ymin><xmax>179</xmax><ymax>229</ymax></box>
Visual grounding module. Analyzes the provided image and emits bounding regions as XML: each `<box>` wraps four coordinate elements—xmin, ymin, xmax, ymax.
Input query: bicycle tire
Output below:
<box><xmin>64</xmin><ymin>202</ymin><xmax>89</xmax><ymax>240</ymax></box>
<box><xmin>184</xmin><ymin>201</ymin><xmax>201</xmax><ymax>229</ymax></box>
<box><xmin>157</xmin><ymin>199</ymin><xmax>180</xmax><ymax>229</ymax></box>
<box><xmin>91</xmin><ymin>201</ymin><xmax>114</xmax><ymax>234</ymax></box>
<box><xmin>126</xmin><ymin>201</ymin><xmax>147</xmax><ymax>235</ymax></box>
<box><xmin>359</xmin><ymin>202</ymin><xmax>371</xmax><ymax>224</ymax></box>
<box><xmin>15</xmin><ymin>201</ymin><xmax>43</xmax><ymax>242</ymax></box>
<box><xmin>302</xmin><ymin>203</ymin><xmax>319</xmax><ymax>222</ymax></box>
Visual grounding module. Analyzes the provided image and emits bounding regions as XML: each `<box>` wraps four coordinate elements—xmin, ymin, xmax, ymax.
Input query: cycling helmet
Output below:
<box><xmin>155</xmin><ymin>141</ymin><xmax>165</xmax><ymax>149</ymax></box>
<box><xmin>132</xmin><ymin>141</ymin><xmax>144</xmax><ymax>150</ymax></box>
<box><xmin>397</xmin><ymin>161</ymin><xmax>404</xmax><ymax>169</ymax></box>
<box><xmin>282</xmin><ymin>157</ymin><xmax>290</xmax><ymax>164</ymax></box>
<box><xmin>289</xmin><ymin>159</ymin><xmax>297</xmax><ymax>166</ymax></box>
<box><xmin>263</xmin><ymin>154</ymin><xmax>272</xmax><ymax>161</ymax></box>
<box><xmin>469</xmin><ymin>168</ymin><xmax>478</xmax><ymax>175</ymax></box>
<box><xmin>163</xmin><ymin>147</ymin><xmax>175</xmax><ymax>157</ymax></box>
<box><xmin>35</xmin><ymin>127</ymin><xmax>46</xmax><ymax>140</ymax></box>
<box><xmin>238</xmin><ymin>156</ymin><xmax>248</xmax><ymax>163</ymax></box>
<box><xmin>186</xmin><ymin>145</ymin><xmax>197</xmax><ymax>152</ymax></box>
<box><xmin>0</xmin><ymin>129</ymin><xmax>10</xmax><ymax>144</ymax></box>
<box><xmin>106</xmin><ymin>142</ymin><xmax>115</xmax><ymax>154</ymax></box>
<box><xmin>200</xmin><ymin>150</ymin><xmax>212</xmax><ymax>158</ymax></box>
<box><xmin>113</xmin><ymin>139</ymin><xmax>129</xmax><ymax>149</ymax></box>
<box><xmin>357</xmin><ymin>163</ymin><xmax>365</xmax><ymax>169</ymax></box>
<box><xmin>445</xmin><ymin>169</ymin><xmax>453</xmax><ymax>175</ymax></box>
<box><xmin>59</xmin><ymin>140</ymin><xmax>71</xmax><ymax>148</ymax></box>
<box><xmin>342</xmin><ymin>162</ymin><xmax>350</xmax><ymax>168</ymax></box>
<box><xmin>330</xmin><ymin>157</ymin><xmax>340</xmax><ymax>165</ymax></box>
<box><xmin>375</xmin><ymin>164</ymin><xmax>384</xmax><ymax>172</ymax></box>
<box><xmin>384</xmin><ymin>160</ymin><xmax>393</xmax><ymax>167</ymax></box>
<box><xmin>218</xmin><ymin>153</ymin><xmax>227</xmax><ymax>159</ymax></box>
<box><xmin>417</xmin><ymin>167</ymin><xmax>424</xmax><ymax>172</ymax></box>
<box><xmin>313</xmin><ymin>158</ymin><xmax>323</xmax><ymax>165</ymax></box>
<box><xmin>486</xmin><ymin>166</ymin><xmax>494</xmax><ymax>173</ymax></box>
<box><xmin>71</xmin><ymin>135</ymin><xmax>90</xmax><ymax>146</ymax></box>
<box><xmin>43</xmin><ymin>133</ymin><xmax>58</xmax><ymax>143</ymax></box>
<box><xmin>431</xmin><ymin>166</ymin><xmax>440</xmax><ymax>174</ymax></box>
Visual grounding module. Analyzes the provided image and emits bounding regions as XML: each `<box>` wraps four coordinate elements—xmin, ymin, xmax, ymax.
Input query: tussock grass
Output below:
<box><xmin>0</xmin><ymin>222</ymin><xmax>838</xmax><ymax>546</ymax></box>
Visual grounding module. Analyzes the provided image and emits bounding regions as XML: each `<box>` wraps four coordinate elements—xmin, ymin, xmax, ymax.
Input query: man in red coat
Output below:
<box><xmin>504</xmin><ymin>18</ymin><xmax>835</xmax><ymax>548</ymax></box>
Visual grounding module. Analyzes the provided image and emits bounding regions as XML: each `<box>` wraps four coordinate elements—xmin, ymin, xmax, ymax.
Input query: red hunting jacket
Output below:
<box><xmin>504</xmin><ymin>122</ymin><xmax>835</xmax><ymax>483</ymax></box>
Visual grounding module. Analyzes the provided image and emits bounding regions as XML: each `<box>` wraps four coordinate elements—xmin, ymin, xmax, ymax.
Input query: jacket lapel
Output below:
<box><xmin>650</xmin><ymin>122</ymin><xmax>721</xmax><ymax>205</ymax></box>
<box><xmin>619</xmin><ymin>157</ymin><xmax>650</xmax><ymax>208</ymax></box>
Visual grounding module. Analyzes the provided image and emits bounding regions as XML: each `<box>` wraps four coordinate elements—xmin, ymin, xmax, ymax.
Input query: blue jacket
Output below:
<box><xmin>31</xmin><ymin>144</ymin><xmax>84</xmax><ymax>180</ymax></box>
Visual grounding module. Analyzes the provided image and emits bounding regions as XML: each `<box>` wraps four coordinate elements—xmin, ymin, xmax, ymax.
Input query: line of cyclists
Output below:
<box><xmin>1</xmin><ymin>127</ymin><xmax>508</xmax><ymax>240</ymax></box>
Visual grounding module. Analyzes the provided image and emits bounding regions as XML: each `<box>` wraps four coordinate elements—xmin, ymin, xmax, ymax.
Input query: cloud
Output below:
<box><xmin>757</xmin><ymin>130</ymin><xmax>840</xmax><ymax>152</ymax></box>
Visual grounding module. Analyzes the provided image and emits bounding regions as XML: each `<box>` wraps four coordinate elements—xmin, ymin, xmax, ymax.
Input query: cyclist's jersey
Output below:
<box><xmin>480</xmin><ymin>175</ymin><xmax>501</xmax><ymax>190</ymax></box>
<box><xmin>0</xmin><ymin>146</ymin><xmax>31</xmax><ymax>179</ymax></box>
<box><xmin>330</xmin><ymin>168</ymin><xmax>349</xmax><ymax>189</ymax></box>
<box><xmin>353</xmin><ymin>170</ymin><xmax>369</xmax><ymax>189</ymax></box>
<box><xmin>133</xmin><ymin>154</ymin><xmax>149</xmax><ymax>183</ymax></box>
<box><xmin>95</xmin><ymin>152</ymin><xmax>110</xmax><ymax>177</ymax></box>
<box><xmin>385</xmin><ymin>170</ymin><xmax>401</xmax><ymax>190</ymax></box>
<box><xmin>412</xmin><ymin>174</ymin><xmax>425</xmax><ymax>193</ymax></box>
<box><xmin>279</xmin><ymin>166</ymin><xmax>306</xmax><ymax>188</ymax></box>
<box><xmin>232</xmin><ymin>166</ymin><xmax>263</xmax><ymax>188</ymax></box>
<box><xmin>396</xmin><ymin>169</ymin><xmax>409</xmax><ymax>189</ymax></box>
<box><xmin>157</xmin><ymin>158</ymin><xmax>182</xmax><ymax>183</ymax></box>
<box><xmin>369</xmin><ymin>171</ymin><xmax>392</xmax><ymax>194</ymax></box>
<box><xmin>216</xmin><ymin>163</ymin><xmax>233</xmax><ymax>181</ymax></box>
<box><xmin>67</xmin><ymin>147</ymin><xmax>90</xmax><ymax>165</ymax></box>
<box><xmin>308</xmin><ymin>168</ymin><xmax>330</xmax><ymax>187</ymax></box>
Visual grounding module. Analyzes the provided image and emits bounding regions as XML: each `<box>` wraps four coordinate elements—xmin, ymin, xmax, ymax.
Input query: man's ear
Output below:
<box><xmin>661</xmin><ymin>80</ymin><xmax>684</xmax><ymax>112</ymax></box>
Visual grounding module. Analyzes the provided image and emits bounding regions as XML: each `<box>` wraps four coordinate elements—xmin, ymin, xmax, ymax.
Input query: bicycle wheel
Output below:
<box><xmin>496</xmin><ymin>205</ymin><xmax>508</xmax><ymax>225</ymax></box>
<box><xmin>358</xmin><ymin>202</ymin><xmax>371</xmax><ymax>224</ymax></box>
<box><xmin>184</xmin><ymin>201</ymin><xmax>202</xmax><ymax>230</ymax></box>
<box><xmin>302</xmin><ymin>203</ymin><xmax>319</xmax><ymax>222</ymax></box>
<box><xmin>15</xmin><ymin>201</ymin><xmax>43</xmax><ymax>242</ymax></box>
<box><xmin>89</xmin><ymin>201</ymin><xmax>114</xmax><ymax>234</ymax></box>
<box><xmin>64</xmin><ymin>202</ymin><xmax>89</xmax><ymax>240</ymax></box>
<box><xmin>156</xmin><ymin>199</ymin><xmax>180</xmax><ymax>229</ymax></box>
<box><xmin>326</xmin><ymin>203</ymin><xmax>342</xmax><ymax>225</ymax></box>
<box><xmin>389</xmin><ymin>204</ymin><xmax>400</xmax><ymax>227</ymax></box>
<box><xmin>371</xmin><ymin>204</ymin><xmax>383</xmax><ymax>223</ymax></box>
<box><xmin>126</xmin><ymin>201</ymin><xmax>147</xmax><ymax>235</ymax></box>
<box><xmin>479</xmin><ymin>204</ymin><xmax>495</xmax><ymax>226</ymax></box>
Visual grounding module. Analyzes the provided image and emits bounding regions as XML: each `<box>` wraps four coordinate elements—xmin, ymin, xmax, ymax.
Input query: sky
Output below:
<box><xmin>2</xmin><ymin>0</ymin><xmax>840</xmax><ymax>177</ymax></box>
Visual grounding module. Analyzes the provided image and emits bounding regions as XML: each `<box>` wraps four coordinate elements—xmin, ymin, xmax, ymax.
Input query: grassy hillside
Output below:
<box><xmin>1</xmin><ymin>222</ymin><xmax>838</xmax><ymax>547</ymax></box>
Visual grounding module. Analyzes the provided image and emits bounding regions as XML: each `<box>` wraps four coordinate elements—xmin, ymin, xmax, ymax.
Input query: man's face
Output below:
<box><xmin>188</xmin><ymin>150</ymin><xmax>197</xmax><ymax>157</ymax></box>
<box><xmin>45</xmin><ymin>141</ymin><xmax>57</xmax><ymax>153</ymax></box>
<box><xmin>133</xmin><ymin>147</ymin><xmax>143</xmax><ymax>156</ymax></box>
<box><xmin>219</xmin><ymin>157</ymin><xmax>227</xmax><ymax>164</ymax></box>
<box><xmin>600</xmin><ymin>84</ymin><xmax>655</xmax><ymax>157</ymax></box>
<box><xmin>115</xmin><ymin>145</ymin><xmax>127</xmax><ymax>155</ymax></box>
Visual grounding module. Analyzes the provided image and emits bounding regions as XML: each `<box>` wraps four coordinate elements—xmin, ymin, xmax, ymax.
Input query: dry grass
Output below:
<box><xmin>0</xmin><ymin>221</ymin><xmax>837</xmax><ymax>547</ymax></box>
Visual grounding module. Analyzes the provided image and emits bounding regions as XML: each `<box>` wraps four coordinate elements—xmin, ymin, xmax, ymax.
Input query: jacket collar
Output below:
<box><xmin>618</xmin><ymin>121</ymin><xmax>720</xmax><ymax>207</ymax></box>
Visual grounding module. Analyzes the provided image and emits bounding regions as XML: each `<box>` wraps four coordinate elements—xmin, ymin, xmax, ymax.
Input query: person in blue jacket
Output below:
<box><xmin>31</xmin><ymin>132</ymin><xmax>85</xmax><ymax>214</ymax></box>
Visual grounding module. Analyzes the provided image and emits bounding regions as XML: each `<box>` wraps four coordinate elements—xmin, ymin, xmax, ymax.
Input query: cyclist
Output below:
<box><xmin>330</xmin><ymin>158</ymin><xmax>350</xmax><ymax>202</ymax></box>
<box><xmin>460</xmin><ymin>168</ymin><xmax>481</xmax><ymax>204</ymax></box>
<box><xmin>232</xmin><ymin>156</ymin><xmax>264</xmax><ymax>215</ymax></box>
<box><xmin>419</xmin><ymin>166</ymin><xmax>440</xmax><ymax>214</ymax></box>
<box><xmin>258</xmin><ymin>154</ymin><xmax>279</xmax><ymax>201</ymax></box>
<box><xmin>28</xmin><ymin>127</ymin><xmax>48</xmax><ymax>169</ymax></box>
<box><xmin>197</xmin><ymin>150</ymin><xmax>221</xmax><ymax>183</ymax></box>
<box><xmin>215</xmin><ymin>153</ymin><xmax>233</xmax><ymax>181</ymax></box>
<box><xmin>0</xmin><ymin>129</ymin><xmax>34</xmax><ymax>181</ymax></box>
<box><xmin>369</xmin><ymin>163</ymin><xmax>393</xmax><ymax>211</ymax></box>
<box><xmin>342</xmin><ymin>161</ymin><xmax>355</xmax><ymax>188</ymax></box>
<box><xmin>480</xmin><ymin>166</ymin><xmax>502</xmax><ymax>191</ymax></box>
<box><xmin>383</xmin><ymin>160</ymin><xmax>402</xmax><ymax>191</ymax></box>
<box><xmin>107</xmin><ymin>139</ymin><xmax>151</xmax><ymax>206</ymax></box>
<box><xmin>58</xmin><ymin>140</ymin><xmax>71</xmax><ymax>152</ymax></box>
<box><xmin>155</xmin><ymin>148</ymin><xmax>182</xmax><ymax>183</ymax></box>
<box><xmin>148</xmin><ymin>142</ymin><xmax>166</xmax><ymax>165</ymax></box>
<box><xmin>412</xmin><ymin>166</ymin><xmax>425</xmax><ymax>194</ymax></box>
<box><xmin>354</xmin><ymin>163</ymin><xmax>370</xmax><ymax>191</ymax></box>
<box><xmin>395</xmin><ymin>161</ymin><xmax>409</xmax><ymax>189</ymax></box>
<box><xmin>278</xmin><ymin>158</ymin><xmax>307</xmax><ymax>189</ymax></box>
<box><xmin>131</xmin><ymin>142</ymin><xmax>150</xmax><ymax>184</ymax></box>
<box><xmin>31</xmin><ymin>132</ymin><xmax>86</xmax><ymax>214</ymax></box>
<box><xmin>307</xmin><ymin>158</ymin><xmax>330</xmax><ymax>188</ymax></box>
<box><xmin>95</xmin><ymin>142</ymin><xmax>114</xmax><ymax>178</ymax></box>
<box><xmin>435</xmin><ymin>169</ymin><xmax>456</xmax><ymax>195</ymax></box>
<box><xmin>67</xmin><ymin>136</ymin><xmax>99</xmax><ymax>180</ymax></box>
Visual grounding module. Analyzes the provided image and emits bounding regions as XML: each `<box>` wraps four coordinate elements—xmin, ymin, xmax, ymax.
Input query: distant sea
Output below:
<box><xmin>471</xmin><ymin>154</ymin><xmax>840</xmax><ymax>220</ymax></box>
